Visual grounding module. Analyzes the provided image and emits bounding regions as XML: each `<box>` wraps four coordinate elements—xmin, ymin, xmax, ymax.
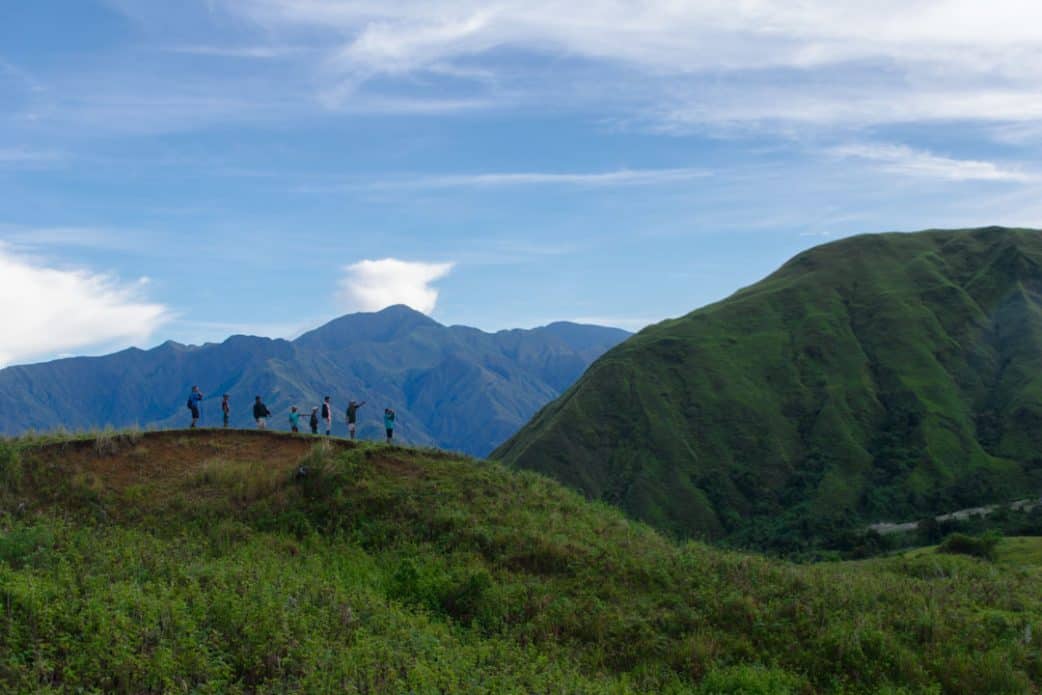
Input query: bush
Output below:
<box><xmin>0</xmin><ymin>440</ymin><xmax>21</xmax><ymax>494</ymax></box>
<box><xmin>0</xmin><ymin>523</ymin><xmax>54</xmax><ymax>569</ymax></box>
<box><xmin>937</xmin><ymin>532</ymin><xmax>1001</xmax><ymax>561</ymax></box>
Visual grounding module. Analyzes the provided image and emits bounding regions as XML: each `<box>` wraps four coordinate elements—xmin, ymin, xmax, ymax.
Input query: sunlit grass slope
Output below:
<box><xmin>495</xmin><ymin>227</ymin><xmax>1042</xmax><ymax>554</ymax></box>
<box><xmin>0</xmin><ymin>430</ymin><xmax>1040</xmax><ymax>693</ymax></box>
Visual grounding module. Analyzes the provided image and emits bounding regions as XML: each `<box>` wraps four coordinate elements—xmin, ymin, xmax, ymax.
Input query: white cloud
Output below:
<box><xmin>297</xmin><ymin>167</ymin><xmax>710</xmax><ymax>193</ymax></box>
<box><xmin>337</xmin><ymin>258</ymin><xmax>454</xmax><ymax>314</ymax></box>
<box><xmin>830</xmin><ymin>143</ymin><xmax>1036</xmax><ymax>182</ymax></box>
<box><xmin>224</xmin><ymin>0</ymin><xmax>1042</xmax><ymax>126</ymax></box>
<box><xmin>0</xmin><ymin>244</ymin><xmax>169</xmax><ymax>367</ymax></box>
<box><xmin>0</xmin><ymin>148</ymin><xmax>63</xmax><ymax>166</ymax></box>
<box><xmin>162</xmin><ymin>44</ymin><xmax>302</xmax><ymax>59</ymax></box>
<box><xmin>377</xmin><ymin>168</ymin><xmax>710</xmax><ymax>188</ymax></box>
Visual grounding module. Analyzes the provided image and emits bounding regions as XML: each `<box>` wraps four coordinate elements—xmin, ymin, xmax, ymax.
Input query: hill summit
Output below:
<box><xmin>0</xmin><ymin>306</ymin><xmax>628</xmax><ymax>456</ymax></box>
<box><xmin>495</xmin><ymin>227</ymin><xmax>1042</xmax><ymax>551</ymax></box>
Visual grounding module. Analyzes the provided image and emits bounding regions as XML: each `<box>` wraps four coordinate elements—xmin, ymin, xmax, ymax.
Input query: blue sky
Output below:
<box><xmin>3</xmin><ymin>0</ymin><xmax>1042</xmax><ymax>366</ymax></box>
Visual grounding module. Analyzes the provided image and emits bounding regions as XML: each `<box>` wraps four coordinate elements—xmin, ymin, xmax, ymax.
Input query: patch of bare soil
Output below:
<box><xmin>23</xmin><ymin>430</ymin><xmax>348</xmax><ymax>493</ymax></box>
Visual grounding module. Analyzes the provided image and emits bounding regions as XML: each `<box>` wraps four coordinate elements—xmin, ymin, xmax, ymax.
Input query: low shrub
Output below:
<box><xmin>937</xmin><ymin>532</ymin><xmax>1001</xmax><ymax>561</ymax></box>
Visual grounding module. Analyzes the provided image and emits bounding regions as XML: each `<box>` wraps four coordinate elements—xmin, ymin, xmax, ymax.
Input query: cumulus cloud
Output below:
<box><xmin>337</xmin><ymin>258</ymin><xmax>454</xmax><ymax>315</ymax></box>
<box><xmin>0</xmin><ymin>244</ymin><xmax>169</xmax><ymax>367</ymax></box>
<box><xmin>831</xmin><ymin>143</ymin><xmax>1036</xmax><ymax>182</ymax></box>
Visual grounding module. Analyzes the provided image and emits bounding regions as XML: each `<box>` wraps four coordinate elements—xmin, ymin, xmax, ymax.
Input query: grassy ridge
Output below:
<box><xmin>1</xmin><ymin>430</ymin><xmax>1040</xmax><ymax>692</ymax></box>
<box><xmin>495</xmin><ymin>227</ymin><xmax>1042</xmax><ymax>553</ymax></box>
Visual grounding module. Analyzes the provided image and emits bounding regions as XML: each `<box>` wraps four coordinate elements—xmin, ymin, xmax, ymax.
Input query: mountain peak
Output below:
<box><xmin>294</xmin><ymin>305</ymin><xmax>441</xmax><ymax>348</ymax></box>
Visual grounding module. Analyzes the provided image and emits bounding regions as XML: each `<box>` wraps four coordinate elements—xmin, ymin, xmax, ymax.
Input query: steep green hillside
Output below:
<box><xmin>495</xmin><ymin>227</ymin><xmax>1042</xmax><ymax>552</ymax></box>
<box><xmin>1</xmin><ymin>430</ymin><xmax>1041</xmax><ymax>693</ymax></box>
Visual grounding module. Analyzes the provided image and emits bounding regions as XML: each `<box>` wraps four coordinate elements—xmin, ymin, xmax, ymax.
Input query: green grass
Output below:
<box><xmin>996</xmin><ymin>536</ymin><xmax>1042</xmax><ymax>565</ymax></box>
<box><xmin>2</xmin><ymin>430</ymin><xmax>1041</xmax><ymax>692</ymax></box>
<box><xmin>495</xmin><ymin>227</ymin><xmax>1042</xmax><ymax>555</ymax></box>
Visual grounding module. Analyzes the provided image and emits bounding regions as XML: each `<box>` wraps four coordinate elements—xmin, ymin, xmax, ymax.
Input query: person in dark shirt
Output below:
<box><xmin>321</xmin><ymin>396</ymin><xmax>333</xmax><ymax>436</ymax></box>
<box><xmin>345</xmin><ymin>400</ymin><xmax>366</xmax><ymax>440</ymax></box>
<box><xmin>253</xmin><ymin>396</ymin><xmax>271</xmax><ymax>430</ymax></box>
<box><xmin>309</xmin><ymin>407</ymin><xmax>319</xmax><ymax>435</ymax></box>
<box><xmin>221</xmin><ymin>394</ymin><xmax>230</xmax><ymax>428</ymax></box>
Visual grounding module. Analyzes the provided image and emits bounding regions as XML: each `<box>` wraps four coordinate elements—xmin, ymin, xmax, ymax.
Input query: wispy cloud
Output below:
<box><xmin>162</xmin><ymin>44</ymin><xmax>302</xmax><ymax>59</ymax></box>
<box><xmin>337</xmin><ymin>258</ymin><xmax>454</xmax><ymax>315</ymax></box>
<box><xmin>305</xmin><ymin>167</ymin><xmax>710</xmax><ymax>192</ymax></box>
<box><xmin>0</xmin><ymin>148</ymin><xmax>63</xmax><ymax>166</ymax></box>
<box><xmin>223</xmin><ymin>0</ymin><xmax>1042</xmax><ymax>128</ymax></box>
<box><xmin>830</xmin><ymin>143</ymin><xmax>1036</xmax><ymax>182</ymax></box>
<box><xmin>0</xmin><ymin>225</ymin><xmax>156</xmax><ymax>253</ymax></box>
<box><xmin>0</xmin><ymin>243</ymin><xmax>169</xmax><ymax>367</ymax></box>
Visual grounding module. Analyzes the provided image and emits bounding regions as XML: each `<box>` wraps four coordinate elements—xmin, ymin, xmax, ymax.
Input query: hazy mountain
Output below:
<box><xmin>495</xmin><ymin>227</ymin><xmax>1042</xmax><ymax>551</ymax></box>
<box><xmin>0</xmin><ymin>305</ymin><xmax>629</xmax><ymax>455</ymax></box>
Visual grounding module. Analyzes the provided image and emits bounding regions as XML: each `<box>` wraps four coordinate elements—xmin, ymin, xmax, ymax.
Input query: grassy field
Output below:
<box><xmin>496</xmin><ymin>227</ymin><xmax>1042</xmax><ymax>555</ymax></box>
<box><xmin>1</xmin><ymin>429</ymin><xmax>1040</xmax><ymax>693</ymax></box>
<box><xmin>902</xmin><ymin>536</ymin><xmax>1042</xmax><ymax>567</ymax></box>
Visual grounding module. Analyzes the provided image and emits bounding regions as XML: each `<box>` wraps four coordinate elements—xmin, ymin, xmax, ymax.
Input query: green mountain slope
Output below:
<box><xmin>494</xmin><ymin>227</ymin><xmax>1042</xmax><ymax>552</ymax></box>
<box><xmin>1</xmin><ymin>430</ymin><xmax>1040</xmax><ymax>692</ymax></box>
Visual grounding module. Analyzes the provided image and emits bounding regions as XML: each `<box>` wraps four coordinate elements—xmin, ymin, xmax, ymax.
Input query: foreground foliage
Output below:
<box><xmin>1</xmin><ymin>431</ymin><xmax>1040</xmax><ymax>693</ymax></box>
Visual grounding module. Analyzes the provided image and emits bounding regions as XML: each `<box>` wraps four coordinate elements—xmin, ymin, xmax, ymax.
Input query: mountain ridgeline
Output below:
<box><xmin>495</xmin><ymin>227</ymin><xmax>1042</xmax><ymax>552</ymax></box>
<box><xmin>0</xmin><ymin>306</ymin><xmax>628</xmax><ymax>456</ymax></box>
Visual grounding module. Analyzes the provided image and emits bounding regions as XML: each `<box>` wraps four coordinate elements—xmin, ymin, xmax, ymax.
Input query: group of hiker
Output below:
<box><xmin>187</xmin><ymin>386</ymin><xmax>397</xmax><ymax>442</ymax></box>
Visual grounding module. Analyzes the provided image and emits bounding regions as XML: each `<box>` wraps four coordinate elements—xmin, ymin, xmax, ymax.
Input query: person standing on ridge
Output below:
<box><xmin>288</xmin><ymin>406</ymin><xmax>301</xmax><ymax>433</ymax></box>
<box><xmin>187</xmin><ymin>386</ymin><xmax>203</xmax><ymax>428</ymax></box>
<box><xmin>345</xmin><ymin>399</ymin><xmax>365</xmax><ymax>440</ymax></box>
<box><xmin>253</xmin><ymin>396</ymin><xmax>271</xmax><ymax>430</ymax></box>
<box><xmin>221</xmin><ymin>394</ymin><xmax>231</xmax><ymax>428</ymax></box>
<box><xmin>309</xmin><ymin>407</ymin><xmax>319</xmax><ymax>435</ymax></box>
<box><xmin>384</xmin><ymin>407</ymin><xmax>396</xmax><ymax>444</ymax></box>
<box><xmin>321</xmin><ymin>396</ymin><xmax>333</xmax><ymax>436</ymax></box>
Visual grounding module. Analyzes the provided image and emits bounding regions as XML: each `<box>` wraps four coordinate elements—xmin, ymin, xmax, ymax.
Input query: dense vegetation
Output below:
<box><xmin>496</xmin><ymin>227</ymin><xmax>1042</xmax><ymax>553</ymax></box>
<box><xmin>2</xmin><ymin>430</ymin><xmax>1041</xmax><ymax>693</ymax></box>
<box><xmin>0</xmin><ymin>305</ymin><xmax>627</xmax><ymax>456</ymax></box>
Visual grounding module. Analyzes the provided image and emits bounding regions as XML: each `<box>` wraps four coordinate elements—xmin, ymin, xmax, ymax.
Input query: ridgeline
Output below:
<box><xmin>495</xmin><ymin>227</ymin><xmax>1042</xmax><ymax>553</ymax></box>
<box><xmin>1</xmin><ymin>429</ymin><xmax>1040</xmax><ymax>692</ymax></box>
<box><xmin>0</xmin><ymin>305</ymin><xmax>628</xmax><ymax>456</ymax></box>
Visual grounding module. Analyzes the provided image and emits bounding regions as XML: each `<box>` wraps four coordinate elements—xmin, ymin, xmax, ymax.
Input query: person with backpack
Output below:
<box><xmin>345</xmin><ymin>400</ymin><xmax>366</xmax><ymax>440</ymax></box>
<box><xmin>384</xmin><ymin>407</ymin><xmax>396</xmax><ymax>444</ymax></box>
<box><xmin>221</xmin><ymin>394</ymin><xmax>231</xmax><ymax>428</ymax></box>
<box><xmin>253</xmin><ymin>396</ymin><xmax>271</xmax><ymax>430</ymax></box>
<box><xmin>321</xmin><ymin>396</ymin><xmax>333</xmax><ymax>436</ymax></box>
<box><xmin>288</xmin><ymin>406</ymin><xmax>301</xmax><ymax>433</ymax></box>
<box><xmin>309</xmin><ymin>407</ymin><xmax>319</xmax><ymax>435</ymax></box>
<box><xmin>187</xmin><ymin>386</ymin><xmax>203</xmax><ymax>428</ymax></box>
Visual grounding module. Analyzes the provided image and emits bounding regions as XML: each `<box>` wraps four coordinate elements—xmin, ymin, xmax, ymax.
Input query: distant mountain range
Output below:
<box><xmin>495</xmin><ymin>227</ymin><xmax>1042</xmax><ymax>552</ymax></box>
<box><xmin>0</xmin><ymin>305</ymin><xmax>629</xmax><ymax>455</ymax></box>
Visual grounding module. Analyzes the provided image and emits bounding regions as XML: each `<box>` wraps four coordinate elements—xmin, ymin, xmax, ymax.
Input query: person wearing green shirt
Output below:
<box><xmin>288</xmin><ymin>406</ymin><xmax>301</xmax><ymax>433</ymax></box>
<box><xmin>383</xmin><ymin>408</ymin><xmax>396</xmax><ymax>444</ymax></box>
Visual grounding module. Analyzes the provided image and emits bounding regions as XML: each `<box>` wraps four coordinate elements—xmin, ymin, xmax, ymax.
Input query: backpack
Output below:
<box><xmin>186</xmin><ymin>397</ymin><xmax>194</xmax><ymax>410</ymax></box>
<box><xmin>321</xmin><ymin>403</ymin><xmax>330</xmax><ymax>418</ymax></box>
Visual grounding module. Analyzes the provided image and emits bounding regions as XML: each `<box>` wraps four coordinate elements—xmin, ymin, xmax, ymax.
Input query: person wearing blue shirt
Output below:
<box><xmin>188</xmin><ymin>386</ymin><xmax>204</xmax><ymax>428</ymax></box>
<box><xmin>384</xmin><ymin>408</ymin><xmax>396</xmax><ymax>444</ymax></box>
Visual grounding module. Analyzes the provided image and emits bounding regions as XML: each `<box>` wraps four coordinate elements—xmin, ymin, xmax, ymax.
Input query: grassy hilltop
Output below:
<box><xmin>495</xmin><ymin>227</ymin><xmax>1042</xmax><ymax>553</ymax></box>
<box><xmin>1</xmin><ymin>430</ymin><xmax>1041</xmax><ymax>693</ymax></box>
